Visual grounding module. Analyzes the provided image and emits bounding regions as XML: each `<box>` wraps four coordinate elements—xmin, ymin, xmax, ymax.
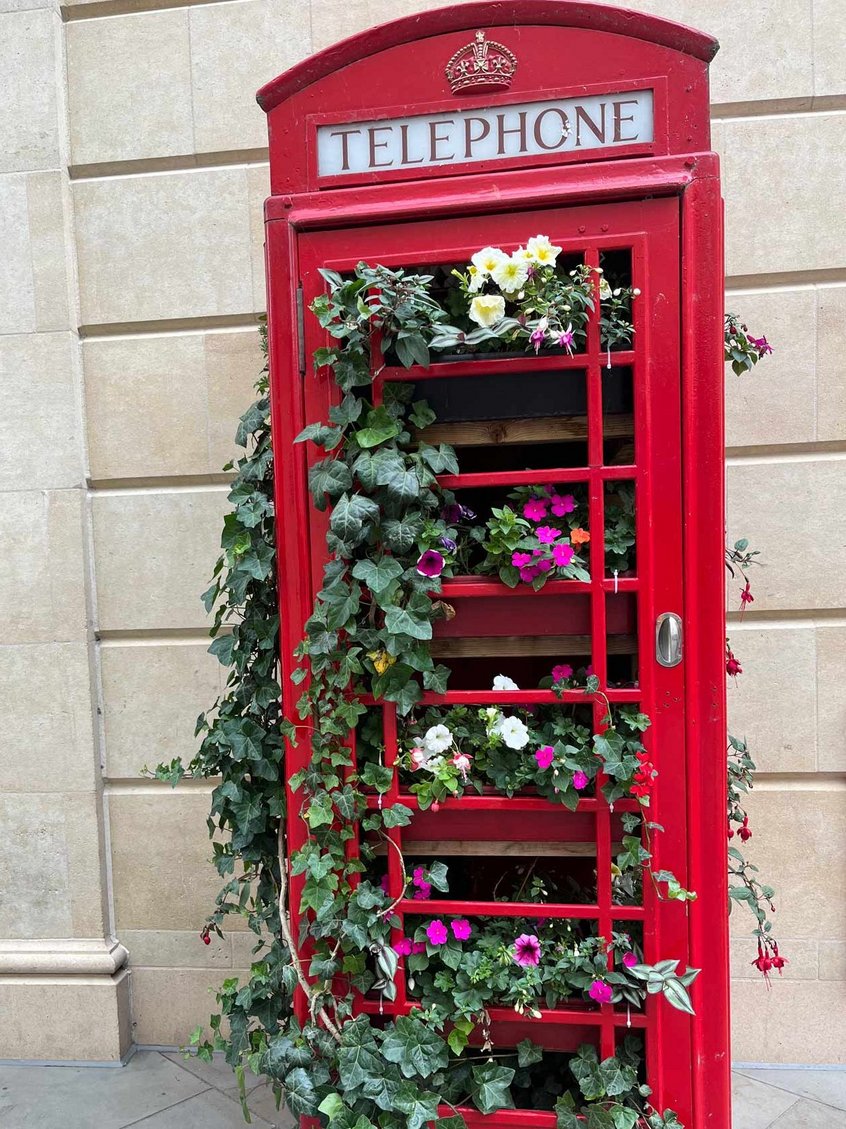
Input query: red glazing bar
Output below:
<box><xmin>379</xmin><ymin>350</ymin><xmax>635</xmax><ymax>381</ymax></box>
<box><xmin>438</xmin><ymin>577</ymin><xmax>639</xmax><ymax>597</ymax></box>
<box><xmin>440</xmin><ymin>1107</ymin><xmax>557</xmax><ymax>1128</ymax></box>
<box><xmin>437</xmin><ymin>465</ymin><xmax>636</xmax><ymax>491</ymax></box>
<box><xmin>364</xmin><ymin>793</ymin><xmax>640</xmax><ymax>813</ymax></box>
<box><xmin>343</xmin><ymin>728</ymin><xmax>361</xmax><ymax>886</ymax></box>
<box><xmin>359</xmin><ymin>998</ymin><xmax>648</xmax><ymax>1029</ymax></box>
<box><xmin>399</xmin><ymin>899</ymin><xmax>645</xmax><ymax>921</ymax></box>
<box><xmin>382</xmin><ymin>703</ymin><xmax>407</xmax><ymax>1009</ymax></box>
<box><xmin>358</xmin><ymin>689</ymin><xmax>641</xmax><ymax>708</ymax></box>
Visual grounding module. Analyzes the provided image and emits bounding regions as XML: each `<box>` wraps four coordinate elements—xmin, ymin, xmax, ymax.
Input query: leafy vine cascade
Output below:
<box><xmin>156</xmin><ymin>238</ymin><xmax>776</xmax><ymax>1126</ymax></box>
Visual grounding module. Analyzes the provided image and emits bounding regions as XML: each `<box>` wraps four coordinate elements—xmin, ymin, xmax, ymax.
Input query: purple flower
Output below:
<box><xmin>441</xmin><ymin>503</ymin><xmax>462</xmax><ymax>524</ymax></box>
<box><xmin>557</xmin><ymin>324</ymin><xmax>575</xmax><ymax>355</ymax></box>
<box><xmin>513</xmin><ymin>934</ymin><xmax>542</xmax><ymax>967</ymax></box>
<box><xmin>536</xmin><ymin>559</ymin><xmax>553</xmax><ymax>573</ymax></box>
<box><xmin>411</xmin><ymin>941</ymin><xmax>426</xmax><ymax>954</ymax></box>
<box><xmin>426</xmin><ymin>919</ymin><xmax>448</xmax><ymax>945</ymax></box>
<box><xmin>588</xmin><ymin>979</ymin><xmax>613</xmax><ymax>1004</ymax></box>
<box><xmin>747</xmin><ymin>334</ymin><xmax>773</xmax><ymax>356</ymax></box>
<box><xmin>523</xmin><ymin>498</ymin><xmax>548</xmax><ymax>522</ymax></box>
<box><xmin>536</xmin><ymin>526</ymin><xmax>561</xmax><ymax>544</ymax></box>
<box><xmin>451</xmin><ymin>918</ymin><xmax>472</xmax><ymax>941</ymax></box>
<box><xmin>530</xmin><ymin>327</ymin><xmax>546</xmax><ymax>354</ymax></box>
<box><xmin>519</xmin><ymin>566</ymin><xmax>539</xmax><ymax>583</ymax></box>
<box><xmin>416</xmin><ymin>549</ymin><xmax>445</xmax><ymax>578</ymax></box>
<box><xmin>412</xmin><ymin>881</ymin><xmax>432</xmax><ymax>901</ymax></box>
<box><xmin>572</xmin><ymin>770</ymin><xmax>589</xmax><ymax>791</ymax></box>
<box><xmin>551</xmin><ymin>543</ymin><xmax>575</xmax><ymax>568</ymax></box>
<box><xmin>440</xmin><ymin>535</ymin><xmax>457</xmax><ymax>552</ymax></box>
<box><xmin>512</xmin><ymin>551</ymin><xmax>533</xmax><ymax>568</ymax></box>
<box><xmin>535</xmin><ymin>745</ymin><xmax>554</xmax><ymax>769</ymax></box>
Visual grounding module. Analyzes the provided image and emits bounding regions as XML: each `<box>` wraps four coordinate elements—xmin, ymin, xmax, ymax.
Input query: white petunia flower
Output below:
<box><xmin>491</xmin><ymin>254</ymin><xmax>530</xmax><ymax>293</ymax></box>
<box><xmin>471</xmin><ymin>246</ymin><xmax>508</xmax><ymax>275</ymax></box>
<box><xmin>492</xmin><ymin>675</ymin><xmax>520</xmax><ymax>691</ymax></box>
<box><xmin>497</xmin><ymin>715</ymin><xmax>530</xmax><ymax>750</ymax></box>
<box><xmin>598</xmin><ymin>277</ymin><xmax>613</xmax><ymax>300</ymax></box>
<box><xmin>467</xmin><ymin>265</ymin><xmax>486</xmax><ymax>293</ymax></box>
<box><xmin>525</xmin><ymin>235</ymin><xmax>562</xmax><ymax>266</ymax></box>
<box><xmin>423</xmin><ymin>724</ymin><xmax>453</xmax><ymax>755</ymax></box>
<box><xmin>469</xmin><ymin>294</ymin><xmax>506</xmax><ymax>327</ymax></box>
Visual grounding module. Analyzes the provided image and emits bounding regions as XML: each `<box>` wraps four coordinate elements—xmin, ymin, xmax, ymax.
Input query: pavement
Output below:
<box><xmin>0</xmin><ymin>1050</ymin><xmax>844</xmax><ymax>1128</ymax></box>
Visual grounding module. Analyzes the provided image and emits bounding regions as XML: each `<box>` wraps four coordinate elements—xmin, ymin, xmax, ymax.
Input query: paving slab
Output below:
<box><xmin>731</xmin><ymin>1072</ymin><xmax>800</xmax><ymax>1129</ymax></box>
<box><xmin>769</xmin><ymin>1097</ymin><xmax>846</xmax><ymax>1128</ymax></box>
<box><xmin>161</xmin><ymin>1051</ymin><xmax>264</xmax><ymax>1095</ymax></box>
<box><xmin>737</xmin><ymin>1068</ymin><xmax>846</xmax><ymax>1113</ymax></box>
<box><xmin>244</xmin><ymin>1082</ymin><xmax>296</xmax><ymax>1128</ymax></box>
<box><xmin>122</xmin><ymin>1086</ymin><xmax>275</xmax><ymax>1129</ymax></box>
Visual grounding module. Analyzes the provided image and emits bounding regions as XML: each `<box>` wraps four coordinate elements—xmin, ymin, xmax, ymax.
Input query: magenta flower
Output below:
<box><xmin>512</xmin><ymin>551</ymin><xmax>533</xmax><ymax>568</ymax></box>
<box><xmin>588</xmin><ymin>979</ymin><xmax>613</xmax><ymax>1004</ymax></box>
<box><xmin>393</xmin><ymin>937</ymin><xmax>413</xmax><ymax>955</ymax></box>
<box><xmin>551</xmin><ymin>542</ymin><xmax>575</xmax><ymax>568</ymax></box>
<box><xmin>412</xmin><ymin>881</ymin><xmax>432</xmax><ymax>900</ymax></box>
<box><xmin>416</xmin><ymin>549</ymin><xmax>445</xmax><ymax>578</ymax></box>
<box><xmin>622</xmin><ymin>951</ymin><xmax>639</xmax><ymax>969</ymax></box>
<box><xmin>523</xmin><ymin>498</ymin><xmax>548</xmax><ymax>522</ymax></box>
<box><xmin>747</xmin><ymin>334</ymin><xmax>773</xmax><ymax>355</ymax></box>
<box><xmin>535</xmin><ymin>525</ymin><xmax>561</xmax><ymax>544</ymax></box>
<box><xmin>411</xmin><ymin>941</ymin><xmax>426</xmax><ymax>954</ymax></box>
<box><xmin>426</xmin><ymin>919</ymin><xmax>448</xmax><ymax>945</ymax></box>
<box><xmin>380</xmin><ymin>873</ymin><xmax>390</xmax><ymax>894</ymax></box>
<box><xmin>451</xmin><ymin>918</ymin><xmax>472</xmax><ymax>941</ymax></box>
<box><xmin>535</xmin><ymin>745</ymin><xmax>555</xmax><ymax>769</ymax></box>
<box><xmin>572</xmin><ymin>770</ymin><xmax>589</xmax><ymax>790</ymax></box>
<box><xmin>530</xmin><ymin>326</ymin><xmax>546</xmax><ymax>354</ymax></box>
<box><xmin>513</xmin><ymin>933</ymin><xmax>542</xmax><ymax>966</ymax></box>
<box><xmin>550</xmin><ymin>493</ymin><xmax>575</xmax><ymax>517</ymax></box>
<box><xmin>519</xmin><ymin>566</ymin><xmax>539</xmax><ymax>583</ymax></box>
<box><xmin>413</xmin><ymin>866</ymin><xmax>427</xmax><ymax>886</ymax></box>
<box><xmin>537</xmin><ymin>559</ymin><xmax>553</xmax><ymax>573</ymax></box>
<box><xmin>551</xmin><ymin>663</ymin><xmax>573</xmax><ymax>682</ymax></box>
<box><xmin>557</xmin><ymin>325</ymin><xmax>575</xmax><ymax>355</ymax></box>
<box><xmin>442</xmin><ymin>503</ymin><xmax>462</xmax><ymax>524</ymax></box>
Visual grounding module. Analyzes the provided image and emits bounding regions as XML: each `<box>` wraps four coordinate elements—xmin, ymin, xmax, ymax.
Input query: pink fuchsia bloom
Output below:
<box><xmin>416</xmin><ymin>549</ymin><xmax>445</xmax><ymax>578</ymax></box>
<box><xmin>557</xmin><ymin>324</ymin><xmax>576</xmax><ymax>355</ymax></box>
<box><xmin>410</xmin><ymin>748</ymin><xmax>428</xmax><ymax>769</ymax></box>
<box><xmin>513</xmin><ymin>933</ymin><xmax>542</xmax><ymax>967</ymax></box>
<box><xmin>588</xmin><ymin>979</ymin><xmax>613</xmax><ymax>1004</ymax></box>
<box><xmin>535</xmin><ymin>525</ymin><xmax>561</xmax><ymax>544</ymax></box>
<box><xmin>393</xmin><ymin>937</ymin><xmax>413</xmax><ymax>956</ymax></box>
<box><xmin>451</xmin><ymin>752</ymin><xmax>472</xmax><ymax>781</ymax></box>
<box><xmin>739</xmin><ymin>582</ymin><xmax>754</xmax><ymax>618</ymax></box>
<box><xmin>451</xmin><ymin>918</ymin><xmax>472</xmax><ymax>941</ymax></box>
<box><xmin>426</xmin><ymin>919</ymin><xmax>449</xmax><ymax>945</ymax></box>
<box><xmin>523</xmin><ymin>498</ymin><xmax>548</xmax><ymax>522</ymax></box>
<box><xmin>550</xmin><ymin>493</ymin><xmax>575</xmax><ymax>517</ymax></box>
<box><xmin>512</xmin><ymin>551</ymin><xmax>533</xmax><ymax>568</ymax></box>
<box><xmin>726</xmin><ymin>646</ymin><xmax>742</xmax><ymax>678</ymax></box>
<box><xmin>747</xmin><ymin>334</ymin><xmax>773</xmax><ymax>355</ymax></box>
<box><xmin>551</xmin><ymin>542</ymin><xmax>575</xmax><ymax>568</ymax></box>
<box><xmin>535</xmin><ymin>745</ymin><xmax>555</xmax><ymax>769</ymax></box>
<box><xmin>572</xmin><ymin>770</ymin><xmax>589</xmax><ymax>790</ymax></box>
<box><xmin>530</xmin><ymin>325</ymin><xmax>547</xmax><ymax>354</ymax></box>
<box><xmin>622</xmin><ymin>951</ymin><xmax>639</xmax><ymax>969</ymax></box>
<box><xmin>551</xmin><ymin>663</ymin><xmax>573</xmax><ymax>682</ymax></box>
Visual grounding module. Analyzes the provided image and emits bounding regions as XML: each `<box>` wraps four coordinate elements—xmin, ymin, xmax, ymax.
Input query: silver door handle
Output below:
<box><xmin>656</xmin><ymin>612</ymin><xmax>683</xmax><ymax>667</ymax></box>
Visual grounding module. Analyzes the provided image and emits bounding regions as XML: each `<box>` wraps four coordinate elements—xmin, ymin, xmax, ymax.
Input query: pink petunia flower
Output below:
<box><xmin>588</xmin><ymin>979</ymin><xmax>613</xmax><ymax>1004</ymax></box>
<box><xmin>393</xmin><ymin>937</ymin><xmax>413</xmax><ymax>956</ymax></box>
<box><xmin>551</xmin><ymin>543</ymin><xmax>575</xmax><ymax>569</ymax></box>
<box><xmin>512</xmin><ymin>551</ymin><xmax>533</xmax><ymax>568</ymax></box>
<box><xmin>551</xmin><ymin>663</ymin><xmax>573</xmax><ymax>683</ymax></box>
<box><xmin>426</xmin><ymin>919</ymin><xmax>449</xmax><ymax>945</ymax></box>
<box><xmin>513</xmin><ymin>933</ymin><xmax>542</xmax><ymax>966</ymax></box>
<box><xmin>572</xmin><ymin>770</ymin><xmax>589</xmax><ymax>790</ymax></box>
<box><xmin>416</xmin><ymin>549</ymin><xmax>445</xmax><ymax>578</ymax></box>
<box><xmin>550</xmin><ymin>494</ymin><xmax>575</xmax><ymax>517</ymax></box>
<box><xmin>523</xmin><ymin>498</ymin><xmax>548</xmax><ymax>522</ymax></box>
<box><xmin>535</xmin><ymin>745</ymin><xmax>555</xmax><ymax>769</ymax></box>
<box><xmin>622</xmin><ymin>951</ymin><xmax>638</xmax><ymax>969</ymax></box>
<box><xmin>535</xmin><ymin>526</ymin><xmax>561</xmax><ymax>544</ymax></box>
<box><xmin>451</xmin><ymin>919</ymin><xmax>472</xmax><ymax>941</ymax></box>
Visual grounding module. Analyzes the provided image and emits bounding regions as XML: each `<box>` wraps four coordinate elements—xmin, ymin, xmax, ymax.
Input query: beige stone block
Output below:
<box><xmin>726</xmin><ymin>459</ymin><xmax>846</xmax><ymax>611</ymax></box>
<box><xmin>0</xmin><ymin>969</ymin><xmax>131</xmax><ymax>1061</ymax></box>
<box><xmin>91</xmin><ymin>488</ymin><xmax>225</xmax><ymax>632</ymax></box>
<box><xmin>734</xmin><ymin>788</ymin><xmax>845</xmax><ymax>940</ymax></box>
<box><xmin>817</xmin><ymin>627</ymin><xmax>846</xmax><ymax>773</ymax></box>
<box><xmin>722</xmin><ymin>114</ymin><xmax>846</xmax><ymax>278</ymax></box>
<box><xmin>724</xmin><ymin>288</ymin><xmax>816</xmax><ymax>448</ymax></box>
<box><xmin>0</xmin><ymin>489</ymin><xmax>87</xmax><ymax>644</ymax></box>
<box><xmin>0</xmin><ymin>171</ymin><xmax>70</xmax><ymax>334</ymax></box>
<box><xmin>123</xmin><ymin>929</ymin><xmax>232</xmax><ymax>969</ymax></box>
<box><xmin>248</xmin><ymin>164</ymin><xmax>269</xmax><ymax>312</ymax></box>
<box><xmin>820</xmin><ymin>941</ymin><xmax>846</xmax><ymax>981</ymax></box>
<box><xmin>101</xmin><ymin>642</ymin><xmax>222</xmax><ymax>779</ymax></box>
<box><xmin>731</xmin><ymin>937</ymin><xmax>817</xmax><ymax>980</ymax></box>
<box><xmin>0</xmin><ymin>643</ymin><xmax>96</xmax><ymax>793</ymax></box>
<box><xmin>726</xmin><ymin>627</ymin><xmax>816</xmax><ymax>773</ymax></box>
<box><xmin>108</xmin><ymin>790</ymin><xmax>228</xmax><ymax>932</ymax></box>
<box><xmin>0</xmin><ymin>332</ymin><xmax>83</xmax><ymax>490</ymax></box>
<box><xmin>817</xmin><ymin>285</ymin><xmax>846</xmax><ymax>442</ymax></box>
<box><xmin>730</xmin><ymin>978</ymin><xmax>846</xmax><ymax>1064</ymax></box>
<box><xmin>308</xmin><ymin>0</ymin><xmax>452</xmax><ymax>53</ymax></box>
<box><xmin>0</xmin><ymin>792</ymin><xmax>107</xmax><ymax>939</ymax></box>
<box><xmin>130</xmin><ymin>967</ymin><xmax>245</xmax><ymax>1046</ymax></box>
<box><xmin>190</xmin><ymin>0</ymin><xmax>310</xmax><ymax>154</ymax></box>
<box><xmin>813</xmin><ymin>0</ymin><xmax>846</xmax><ymax>97</ymax></box>
<box><xmin>66</xmin><ymin>11</ymin><xmax>193</xmax><ymax>168</ymax></box>
<box><xmin>73</xmin><ymin>168</ymin><xmax>254</xmax><ymax>327</ymax></box>
<box><xmin>0</xmin><ymin>9</ymin><xmax>61</xmax><ymax>173</ymax></box>
<box><xmin>83</xmin><ymin>329</ymin><xmax>262</xmax><ymax>481</ymax></box>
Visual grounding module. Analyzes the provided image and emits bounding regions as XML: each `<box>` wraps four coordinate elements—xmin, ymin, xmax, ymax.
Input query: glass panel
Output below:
<box><xmin>602</xmin><ymin>365</ymin><xmax>635</xmax><ymax>466</ymax></box>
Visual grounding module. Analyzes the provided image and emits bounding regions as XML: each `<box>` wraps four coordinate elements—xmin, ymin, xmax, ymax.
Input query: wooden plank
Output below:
<box><xmin>430</xmin><ymin>634</ymin><xmax>637</xmax><ymax>658</ymax></box>
<box><xmin>416</xmin><ymin>413</ymin><xmax>634</xmax><ymax>447</ymax></box>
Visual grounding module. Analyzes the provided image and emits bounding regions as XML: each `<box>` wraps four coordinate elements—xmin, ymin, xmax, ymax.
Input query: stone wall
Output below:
<box><xmin>1</xmin><ymin>0</ymin><xmax>843</xmax><ymax>1064</ymax></box>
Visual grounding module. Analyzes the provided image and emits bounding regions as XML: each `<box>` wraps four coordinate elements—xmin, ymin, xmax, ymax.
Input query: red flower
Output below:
<box><xmin>630</xmin><ymin>750</ymin><xmax>656</xmax><ymax>799</ymax></box>
<box><xmin>726</xmin><ymin>643</ymin><xmax>742</xmax><ymax>678</ymax></box>
<box><xmin>200</xmin><ymin>927</ymin><xmax>211</xmax><ymax>946</ymax></box>
<box><xmin>738</xmin><ymin>816</ymin><xmax>752</xmax><ymax>842</ymax></box>
<box><xmin>739</xmin><ymin>581</ymin><xmax>754</xmax><ymax>617</ymax></box>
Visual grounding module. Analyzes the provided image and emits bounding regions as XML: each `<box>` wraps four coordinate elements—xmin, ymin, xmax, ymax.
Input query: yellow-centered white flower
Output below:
<box><xmin>525</xmin><ymin>234</ymin><xmax>562</xmax><ymax>266</ymax></box>
<box><xmin>466</xmin><ymin>265</ymin><xmax>486</xmax><ymax>293</ymax></box>
<box><xmin>471</xmin><ymin>246</ymin><xmax>508</xmax><ymax>275</ymax></box>
<box><xmin>469</xmin><ymin>294</ymin><xmax>506</xmax><ymax>327</ymax></box>
<box><xmin>491</xmin><ymin>254</ymin><xmax>530</xmax><ymax>293</ymax></box>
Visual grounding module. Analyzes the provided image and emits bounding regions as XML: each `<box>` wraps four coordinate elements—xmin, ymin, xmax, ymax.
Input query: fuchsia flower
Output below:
<box><xmin>530</xmin><ymin>324</ymin><xmax>547</xmax><ymax>354</ymax></box>
<box><xmin>513</xmin><ymin>934</ymin><xmax>542</xmax><ymax>966</ymax></box>
<box><xmin>557</xmin><ymin>325</ymin><xmax>576</xmax><ymax>355</ymax></box>
<box><xmin>523</xmin><ymin>498</ymin><xmax>548</xmax><ymax>522</ymax></box>
<box><xmin>451</xmin><ymin>752</ymin><xmax>472</xmax><ymax>781</ymax></box>
<box><xmin>416</xmin><ymin>549</ymin><xmax>445</xmax><ymax>578</ymax></box>
<box><xmin>739</xmin><ymin>582</ymin><xmax>754</xmax><ymax>618</ymax></box>
<box><xmin>551</xmin><ymin>543</ymin><xmax>575</xmax><ymax>568</ymax></box>
<box><xmin>551</xmin><ymin>663</ymin><xmax>573</xmax><ymax>683</ymax></box>
<box><xmin>535</xmin><ymin>745</ymin><xmax>555</xmax><ymax>769</ymax></box>
<box><xmin>451</xmin><ymin>919</ymin><xmax>472</xmax><ymax>941</ymax></box>
<box><xmin>747</xmin><ymin>334</ymin><xmax>773</xmax><ymax>355</ymax></box>
<box><xmin>550</xmin><ymin>493</ymin><xmax>575</xmax><ymax>517</ymax></box>
<box><xmin>622</xmin><ymin>951</ymin><xmax>639</xmax><ymax>969</ymax></box>
<box><xmin>426</xmin><ymin>920</ymin><xmax>449</xmax><ymax>945</ymax></box>
<box><xmin>535</xmin><ymin>526</ymin><xmax>561</xmax><ymax>544</ymax></box>
<box><xmin>393</xmin><ymin>937</ymin><xmax>413</xmax><ymax>956</ymax></box>
<box><xmin>410</xmin><ymin>748</ymin><xmax>428</xmax><ymax>769</ymax></box>
<box><xmin>588</xmin><ymin>979</ymin><xmax>613</xmax><ymax>1004</ymax></box>
<box><xmin>572</xmin><ymin>770</ymin><xmax>589</xmax><ymax>791</ymax></box>
<box><xmin>512</xmin><ymin>551</ymin><xmax>533</xmax><ymax>568</ymax></box>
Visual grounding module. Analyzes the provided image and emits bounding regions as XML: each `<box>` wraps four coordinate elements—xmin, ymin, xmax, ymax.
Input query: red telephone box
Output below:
<box><xmin>260</xmin><ymin>3</ymin><xmax>727</xmax><ymax>1126</ymax></box>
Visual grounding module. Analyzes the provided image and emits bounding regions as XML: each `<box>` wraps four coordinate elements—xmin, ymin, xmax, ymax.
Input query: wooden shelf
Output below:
<box><xmin>430</xmin><ymin>633</ymin><xmax>637</xmax><ymax>658</ymax></box>
<box><xmin>416</xmin><ymin>413</ymin><xmax>633</xmax><ymax>447</ymax></box>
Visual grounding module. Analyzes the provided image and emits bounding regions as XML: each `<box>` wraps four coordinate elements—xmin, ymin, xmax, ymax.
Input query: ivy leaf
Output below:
<box><xmin>355</xmin><ymin>406</ymin><xmax>401</xmax><ymax>448</ymax></box>
<box><xmin>309</xmin><ymin>459</ymin><xmax>353</xmax><ymax>508</ymax></box>
<box><xmin>470</xmin><ymin>1062</ymin><xmax>515</xmax><ymax>1114</ymax></box>
<box><xmin>294</xmin><ymin>422</ymin><xmax>343</xmax><ymax>450</ymax></box>
<box><xmin>283</xmin><ymin>1067</ymin><xmax>317</xmax><ymax>1116</ymax></box>
<box><xmin>447</xmin><ymin>1018</ymin><xmax>474</xmax><ymax>1056</ymax></box>
<box><xmin>374</xmin><ymin>457</ymin><xmax>421</xmax><ymax>502</ymax></box>
<box><xmin>331</xmin><ymin>493</ymin><xmax>380</xmax><ymax>543</ymax></box>
<box><xmin>598</xmin><ymin>1056</ymin><xmax>638</xmax><ymax>1097</ymax></box>
<box><xmin>352</xmin><ymin>557</ymin><xmax>404</xmax><ymax>595</ymax></box>
<box><xmin>409</xmin><ymin>400</ymin><xmax>437</xmax><ymax>430</ymax></box>
<box><xmin>360</xmin><ymin>762</ymin><xmax>393</xmax><ymax>793</ymax></box>
<box><xmin>517</xmin><ymin>1038</ymin><xmax>544</xmax><ymax>1067</ymax></box>
<box><xmin>393</xmin><ymin>1083</ymin><xmax>441</xmax><ymax>1129</ymax></box>
<box><xmin>338</xmin><ymin>1017</ymin><xmax>384</xmax><ymax>1091</ymax></box>
<box><xmin>208</xmin><ymin>633</ymin><xmax>236</xmax><ymax>665</ymax></box>
<box><xmin>423</xmin><ymin>664</ymin><xmax>450</xmax><ymax>694</ymax></box>
<box><xmin>384</xmin><ymin>605</ymin><xmax>432</xmax><ymax>641</ymax></box>
<box><xmin>380</xmin><ymin>1015</ymin><xmax>449</xmax><ymax>1079</ymax></box>
<box><xmin>329</xmin><ymin>393</ymin><xmax>364</xmax><ymax>426</ymax></box>
<box><xmin>382</xmin><ymin>517</ymin><xmax>421</xmax><ymax>553</ymax></box>
<box><xmin>382</xmin><ymin>803</ymin><xmax>413</xmax><ymax>828</ymax></box>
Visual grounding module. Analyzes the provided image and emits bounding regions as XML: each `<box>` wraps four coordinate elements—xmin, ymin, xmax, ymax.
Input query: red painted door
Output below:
<box><xmin>289</xmin><ymin>197</ymin><xmax>693</xmax><ymax>1121</ymax></box>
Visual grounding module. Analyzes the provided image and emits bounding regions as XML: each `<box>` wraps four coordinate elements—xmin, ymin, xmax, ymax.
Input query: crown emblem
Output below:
<box><xmin>445</xmin><ymin>30</ymin><xmax>517</xmax><ymax>95</ymax></box>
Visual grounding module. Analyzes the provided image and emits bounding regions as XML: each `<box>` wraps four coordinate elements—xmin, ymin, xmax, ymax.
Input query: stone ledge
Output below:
<box><xmin>0</xmin><ymin>937</ymin><xmax>129</xmax><ymax>976</ymax></box>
